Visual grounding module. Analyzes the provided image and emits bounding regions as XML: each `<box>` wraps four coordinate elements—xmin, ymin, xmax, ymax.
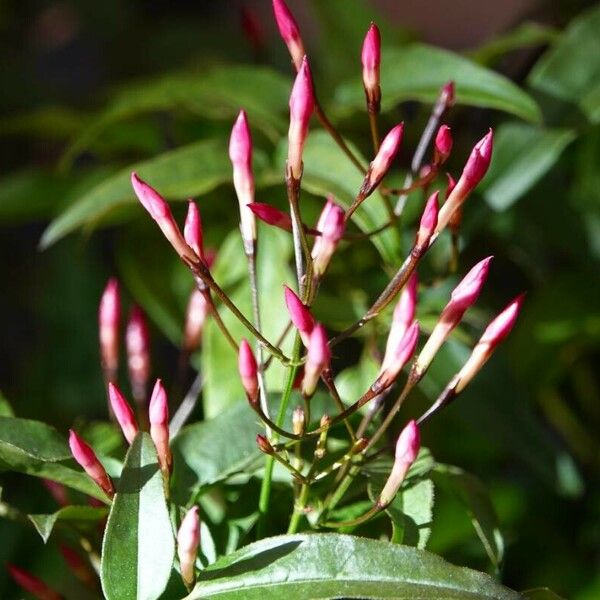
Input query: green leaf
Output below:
<box><xmin>522</xmin><ymin>588</ymin><xmax>566</xmax><ymax>600</ymax></box>
<box><xmin>335</xmin><ymin>43</ymin><xmax>541</xmax><ymax>123</ymax></box>
<box><xmin>185</xmin><ymin>533</ymin><xmax>519</xmax><ymax>599</ymax></box>
<box><xmin>579</xmin><ymin>82</ymin><xmax>600</xmax><ymax>124</ymax></box>
<box><xmin>433</xmin><ymin>464</ymin><xmax>504</xmax><ymax>569</ymax></box>
<box><xmin>101</xmin><ymin>433</ymin><xmax>174</xmax><ymax>600</ymax></box>
<box><xmin>29</xmin><ymin>505</ymin><xmax>107</xmax><ymax>543</ymax></box>
<box><xmin>481</xmin><ymin>123</ymin><xmax>575</xmax><ymax>211</ymax></box>
<box><xmin>0</xmin><ymin>391</ymin><xmax>14</xmax><ymax>417</ymax></box>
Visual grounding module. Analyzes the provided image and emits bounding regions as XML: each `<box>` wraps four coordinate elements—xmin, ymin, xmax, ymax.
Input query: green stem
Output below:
<box><xmin>287</xmin><ymin>481</ymin><xmax>310</xmax><ymax>533</ymax></box>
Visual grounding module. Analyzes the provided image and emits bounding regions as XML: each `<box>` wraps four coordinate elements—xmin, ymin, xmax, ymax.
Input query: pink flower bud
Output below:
<box><xmin>301</xmin><ymin>324</ymin><xmax>330</xmax><ymax>397</ymax></box>
<box><xmin>183</xmin><ymin>288</ymin><xmax>210</xmax><ymax>352</ymax></box>
<box><xmin>272</xmin><ymin>0</ymin><xmax>305</xmax><ymax>69</ymax></box>
<box><xmin>416</xmin><ymin>257</ymin><xmax>492</xmax><ymax>375</ymax></box>
<box><xmin>229</xmin><ymin>110</ymin><xmax>257</xmax><ymax>246</ymax></box>
<box><xmin>68</xmin><ymin>430</ymin><xmax>114</xmax><ymax>499</ymax></box>
<box><xmin>361</xmin><ymin>22</ymin><xmax>381</xmax><ymax>111</ymax></box>
<box><xmin>42</xmin><ymin>480</ymin><xmax>69</xmax><ymax>506</ymax></box>
<box><xmin>108</xmin><ymin>383</ymin><xmax>139</xmax><ymax>445</ymax></box>
<box><xmin>131</xmin><ymin>173</ymin><xmax>196</xmax><ymax>263</ymax></box>
<box><xmin>455</xmin><ymin>294</ymin><xmax>524</xmax><ymax>393</ymax></box>
<box><xmin>378</xmin><ymin>420</ymin><xmax>420</xmax><ymax>507</ymax></box>
<box><xmin>241</xmin><ymin>5</ymin><xmax>265</xmax><ymax>51</ymax></box>
<box><xmin>177</xmin><ymin>506</ymin><xmax>200</xmax><ymax>588</ymax></box>
<box><xmin>98</xmin><ymin>278</ymin><xmax>120</xmax><ymax>379</ymax></box>
<box><xmin>375</xmin><ymin>321</ymin><xmax>419</xmax><ymax>391</ymax></box>
<box><xmin>415</xmin><ymin>191</ymin><xmax>439</xmax><ymax>247</ymax></box>
<box><xmin>126</xmin><ymin>305</ymin><xmax>151</xmax><ymax>407</ymax></box>
<box><xmin>284</xmin><ymin>285</ymin><xmax>315</xmax><ymax>346</ymax></box>
<box><xmin>434</xmin><ymin>125</ymin><xmax>453</xmax><ymax>163</ymax></box>
<box><xmin>287</xmin><ymin>57</ymin><xmax>314</xmax><ymax>179</ymax></box>
<box><xmin>256</xmin><ymin>433</ymin><xmax>275</xmax><ymax>454</ymax></box>
<box><xmin>149</xmin><ymin>379</ymin><xmax>172</xmax><ymax>476</ymax></box>
<box><xmin>436</xmin><ymin>130</ymin><xmax>493</xmax><ymax>234</ymax></box>
<box><xmin>248</xmin><ymin>202</ymin><xmax>293</xmax><ymax>232</ymax></box>
<box><xmin>184</xmin><ymin>201</ymin><xmax>205</xmax><ymax>261</ymax></box>
<box><xmin>7</xmin><ymin>564</ymin><xmax>63</xmax><ymax>600</ymax></box>
<box><xmin>239</xmin><ymin>339</ymin><xmax>259</xmax><ymax>403</ymax></box>
<box><xmin>445</xmin><ymin>173</ymin><xmax>457</xmax><ymax>199</ymax></box>
<box><xmin>311</xmin><ymin>198</ymin><xmax>345</xmax><ymax>277</ymax></box>
<box><xmin>365</xmin><ymin>123</ymin><xmax>403</xmax><ymax>192</ymax></box>
<box><xmin>441</xmin><ymin>81</ymin><xmax>455</xmax><ymax>107</ymax></box>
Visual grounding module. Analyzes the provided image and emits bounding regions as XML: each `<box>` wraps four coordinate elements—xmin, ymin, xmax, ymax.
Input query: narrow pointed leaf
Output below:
<box><xmin>29</xmin><ymin>505</ymin><xmax>107</xmax><ymax>543</ymax></box>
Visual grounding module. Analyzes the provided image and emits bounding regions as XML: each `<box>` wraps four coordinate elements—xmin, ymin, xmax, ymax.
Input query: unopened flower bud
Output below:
<box><xmin>177</xmin><ymin>506</ymin><xmax>200</xmax><ymax>589</ymax></box>
<box><xmin>378</xmin><ymin>420</ymin><xmax>420</xmax><ymax>507</ymax></box>
<box><xmin>184</xmin><ymin>201</ymin><xmax>205</xmax><ymax>261</ymax></box>
<box><xmin>241</xmin><ymin>5</ymin><xmax>265</xmax><ymax>51</ymax></box>
<box><xmin>415</xmin><ymin>257</ymin><xmax>492</xmax><ymax>377</ymax></box>
<box><xmin>183</xmin><ymin>289</ymin><xmax>210</xmax><ymax>352</ymax></box>
<box><xmin>108</xmin><ymin>383</ymin><xmax>139</xmax><ymax>445</ymax></box>
<box><xmin>351</xmin><ymin>436</ymin><xmax>369</xmax><ymax>454</ymax></box>
<box><xmin>43</xmin><ymin>479</ymin><xmax>69</xmax><ymax>506</ymax></box>
<box><xmin>375</xmin><ymin>321</ymin><xmax>419</xmax><ymax>391</ymax></box>
<box><xmin>434</xmin><ymin>125</ymin><xmax>453</xmax><ymax>164</ymax></box>
<box><xmin>284</xmin><ymin>285</ymin><xmax>315</xmax><ymax>346</ymax></box>
<box><xmin>149</xmin><ymin>379</ymin><xmax>172</xmax><ymax>477</ymax></box>
<box><xmin>126</xmin><ymin>305</ymin><xmax>151</xmax><ymax>407</ymax></box>
<box><xmin>248</xmin><ymin>202</ymin><xmax>293</xmax><ymax>231</ymax></box>
<box><xmin>272</xmin><ymin>0</ymin><xmax>305</xmax><ymax>69</ymax></box>
<box><xmin>256</xmin><ymin>433</ymin><xmax>275</xmax><ymax>454</ymax></box>
<box><xmin>68</xmin><ymin>430</ymin><xmax>114</xmax><ymax>499</ymax></box>
<box><xmin>229</xmin><ymin>110</ymin><xmax>257</xmax><ymax>248</ymax></box>
<box><xmin>239</xmin><ymin>339</ymin><xmax>259</xmax><ymax>404</ymax></box>
<box><xmin>320</xmin><ymin>414</ymin><xmax>332</xmax><ymax>429</ymax></box>
<box><xmin>99</xmin><ymin>278</ymin><xmax>120</xmax><ymax>380</ymax></box>
<box><xmin>311</xmin><ymin>198</ymin><xmax>345</xmax><ymax>277</ymax></box>
<box><xmin>292</xmin><ymin>406</ymin><xmax>305</xmax><ymax>436</ymax></box>
<box><xmin>288</xmin><ymin>57</ymin><xmax>314</xmax><ymax>179</ymax></box>
<box><xmin>59</xmin><ymin>545</ymin><xmax>96</xmax><ymax>588</ymax></box>
<box><xmin>441</xmin><ymin>81</ymin><xmax>456</xmax><ymax>107</ymax></box>
<box><xmin>415</xmin><ymin>191</ymin><xmax>439</xmax><ymax>247</ymax></box>
<box><xmin>436</xmin><ymin>130</ymin><xmax>493</xmax><ymax>234</ymax></box>
<box><xmin>361</xmin><ymin>22</ymin><xmax>381</xmax><ymax>113</ymax></box>
<box><xmin>7</xmin><ymin>564</ymin><xmax>63</xmax><ymax>600</ymax></box>
<box><xmin>301</xmin><ymin>324</ymin><xmax>330</xmax><ymax>397</ymax></box>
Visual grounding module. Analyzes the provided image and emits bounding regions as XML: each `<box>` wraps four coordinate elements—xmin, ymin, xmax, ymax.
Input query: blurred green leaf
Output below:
<box><xmin>522</xmin><ymin>589</ymin><xmax>566</xmax><ymax>600</ymax></box>
<box><xmin>101</xmin><ymin>433</ymin><xmax>174</xmax><ymax>600</ymax></box>
<box><xmin>0</xmin><ymin>392</ymin><xmax>14</xmax><ymax>417</ymax></box>
<box><xmin>186</xmin><ymin>533</ymin><xmax>520</xmax><ymax>599</ymax></box>
<box><xmin>335</xmin><ymin>43</ymin><xmax>541</xmax><ymax>123</ymax></box>
<box><xmin>28</xmin><ymin>505</ymin><xmax>107</xmax><ymax>543</ymax></box>
<box><xmin>0</xmin><ymin>106</ymin><xmax>87</xmax><ymax>139</ymax></box>
<box><xmin>579</xmin><ymin>82</ymin><xmax>600</xmax><ymax>124</ymax></box>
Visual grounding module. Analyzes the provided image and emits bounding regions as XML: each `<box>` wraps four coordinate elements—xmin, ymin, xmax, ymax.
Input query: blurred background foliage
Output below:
<box><xmin>0</xmin><ymin>0</ymin><xmax>599</xmax><ymax>598</ymax></box>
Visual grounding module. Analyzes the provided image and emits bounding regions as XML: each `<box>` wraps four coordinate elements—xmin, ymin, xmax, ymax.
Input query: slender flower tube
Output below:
<box><xmin>272</xmin><ymin>0</ymin><xmax>305</xmax><ymax>69</ymax></box>
<box><xmin>434</xmin><ymin>125</ymin><xmax>453</xmax><ymax>164</ymax></box>
<box><xmin>311</xmin><ymin>197</ymin><xmax>345</xmax><ymax>278</ymax></box>
<box><xmin>229</xmin><ymin>110</ymin><xmax>257</xmax><ymax>249</ymax></box>
<box><xmin>126</xmin><ymin>305</ymin><xmax>151</xmax><ymax>407</ymax></box>
<box><xmin>248</xmin><ymin>202</ymin><xmax>293</xmax><ymax>231</ymax></box>
<box><xmin>7</xmin><ymin>564</ymin><xmax>63</xmax><ymax>600</ymax></box>
<box><xmin>184</xmin><ymin>201</ymin><xmax>205</xmax><ymax>262</ymax></box>
<box><xmin>68</xmin><ymin>430</ymin><xmax>114</xmax><ymax>498</ymax></box>
<box><xmin>239</xmin><ymin>339</ymin><xmax>259</xmax><ymax>404</ymax></box>
<box><xmin>361</xmin><ymin>22</ymin><xmax>381</xmax><ymax>113</ymax></box>
<box><xmin>284</xmin><ymin>285</ymin><xmax>315</xmax><ymax>345</ymax></box>
<box><xmin>377</xmin><ymin>420</ymin><xmax>420</xmax><ymax>507</ymax></box>
<box><xmin>108</xmin><ymin>382</ymin><xmax>139</xmax><ymax>445</ymax></box>
<box><xmin>183</xmin><ymin>288</ymin><xmax>210</xmax><ymax>352</ymax></box>
<box><xmin>415</xmin><ymin>257</ymin><xmax>493</xmax><ymax>377</ymax></box>
<box><xmin>374</xmin><ymin>321</ymin><xmax>419</xmax><ymax>392</ymax></box>
<box><xmin>98</xmin><ymin>278</ymin><xmax>120</xmax><ymax>380</ymax></box>
<box><xmin>177</xmin><ymin>506</ymin><xmax>200</xmax><ymax>589</ymax></box>
<box><xmin>301</xmin><ymin>323</ymin><xmax>330</xmax><ymax>397</ymax></box>
<box><xmin>131</xmin><ymin>173</ymin><xmax>197</xmax><ymax>263</ymax></box>
<box><xmin>287</xmin><ymin>56</ymin><xmax>315</xmax><ymax>179</ymax></box>
<box><xmin>436</xmin><ymin>130</ymin><xmax>493</xmax><ymax>234</ymax></box>
<box><xmin>415</xmin><ymin>191</ymin><xmax>440</xmax><ymax>248</ymax></box>
<box><xmin>149</xmin><ymin>379</ymin><xmax>172</xmax><ymax>477</ymax></box>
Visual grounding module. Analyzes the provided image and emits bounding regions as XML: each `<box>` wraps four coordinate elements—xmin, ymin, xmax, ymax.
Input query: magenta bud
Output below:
<box><xmin>42</xmin><ymin>480</ymin><xmax>69</xmax><ymax>507</ymax></box>
<box><xmin>376</xmin><ymin>321</ymin><xmax>419</xmax><ymax>391</ymax></box>
<box><xmin>284</xmin><ymin>285</ymin><xmax>315</xmax><ymax>346</ymax></box>
<box><xmin>177</xmin><ymin>506</ymin><xmax>200</xmax><ymax>588</ymax></box>
<box><xmin>184</xmin><ymin>201</ymin><xmax>205</xmax><ymax>261</ymax></box>
<box><xmin>239</xmin><ymin>339</ymin><xmax>259</xmax><ymax>403</ymax></box>
<box><xmin>256</xmin><ymin>433</ymin><xmax>275</xmax><ymax>454</ymax></box>
<box><xmin>98</xmin><ymin>278</ymin><xmax>120</xmax><ymax>379</ymax></box>
<box><xmin>69</xmin><ymin>430</ymin><xmax>114</xmax><ymax>499</ymax></box>
<box><xmin>361</xmin><ymin>22</ymin><xmax>381</xmax><ymax>111</ymax></box>
<box><xmin>272</xmin><ymin>0</ymin><xmax>305</xmax><ymax>69</ymax></box>
<box><xmin>366</xmin><ymin>123</ymin><xmax>403</xmax><ymax>191</ymax></box>
<box><xmin>183</xmin><ymin>288</ymin><xmax>210</xmax><ymax>352</ymax></box>
<box><xmin>301</xmin><ymin>323</ymin><xmax>330</xmax><ymax>397</ymax></box>
<box><xmin>434</xmin><ymin>125</ymin><xmax>453</xmax><ymax>163</ymax></box>
<box><xmin>416</xmin><ymin>191</ymin><xmax>439</xmax><ymax>247</ymax></box>
<box><xmin>108</xmin><ymin>383</ymin><xmax>139</xmax><ymax>445</ymax></box>
<box><xmin>241</xmin><ymin>5</ymin><xmax>265</xmax><ymax>51</ymax></box>
<box><xmin>149</xmin><ymin>379</ymin><xmax>172</xmax><ymax>477</ymax></box>
<box><xmin>311</xmin><ymin>197</ymin><xmax>345</xmax><ymax>277</ymax></box>
<box><xmin>248</xmin><ymin>202</ymin><xmax>293</xmax><ymax>231</ymax></box>
<box><xmin>126</xmin><ymin>305</ymin><xmax>151</xmax><ymax>407</ymax></box>
<box><xmin>7</xmin><ymin>564</ymin><xmax>63</xmax><ymax>600</ymax></box>
<box><xmin>441</xmin><ymin>81</ymin><xmax>455</xmax><ymax>107</ymax></box>
<box><xmin>287</xmin><ymin>56</ymin><xmax>315</xmax><ymax>179</ymax></box>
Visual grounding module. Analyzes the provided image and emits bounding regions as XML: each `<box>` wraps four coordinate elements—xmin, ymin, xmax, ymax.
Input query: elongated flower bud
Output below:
<box><xmin>108</xmin><ymin>382</ymin><xmax>138</xmax><ymax>445</ymax></box>
<box><xmin>434</xmin><ymin>125</ymin><xmax>453</xmax><ymax>164</ymax></box>
<box><xmin>272</xmin><ymin>0</ymin><xmax>305</xmax><ymax>69</ymax></box>
<box><xmin>256</xmin><ymin>433</ymin><xmax>275</xmax><ymax>454</ymax></box>
<box><xmin>241</xmin><ymin>5</ymin><xmax>265</xmax><ymax>51</ymax></box>
<box><xmin>311</xmin><ymin>198</ymin><xmax>345</xmax><ymax>277</ymax></box>
<box><xmin>229</xmin><ymin>110</ymin><xmax>257</xmax><ymax>248</ymax></box>
<box><xmin>361</xmin><ymin>22</ymin><xmax>381</xmax><ymax>113</ymax></box>
<box><xmin>149</xmin><ymin>379</ymin><xmax>172</xmax><ymax>477</ymax></box>
<box><xmin>375</xmin><ymin>321</ymin><xmax>419</xmax><ymax>392</ymax></box>
<box><xmin>183</xmin><ymin>288</ymin><xmax>210</xmax><ymax>352</ymax></box>
<box><xmin>301</xmin><ymin>324</ymin><xmax>330</xmax><ymax>397</ymax></box>
<box><xmin>59</xmin><ymin>545</ymin><xmax>96</xmax><ymax>588</ymax></box>
<box><xmin>292</xmin><ymin>406</ymin><xmax>305</xmax><ymax>436</ymax></box>
<box><xmin>284</xmin><ymin>285</ymin><xmax>315</xmax><ymax>345</ymax></box>
<box><xmin>131</xmin><ymin>173</ymin><xmax>196</xmax><ymax>263</ymax></box>
<box><xmin>126</xmin><ymin>306</ymin><xmax>151</xmax><ymax>407</ymax></box>
<box><xmin>248</xmin><ymin>202</ymin><xmax>293</xmax><ymax>231</ymax></box>
<box><xmin>43</xmin><ymin>480</ymin><xmax>69</xmax><ymax>506</ymax></box>
<box><xmin>436</xmin><ymin>130</ymin><xmax>493</xmax><ymax>234</ymax></box>
<box><xmin>415</xmin><ymin>257</ymin><xmax>492</xmax><ymax>377</ymax></box>
<box><xmin>184</xmin><ymin>201</ymin><xmax>205</xmax><ymax>261</ymax></box>
<box><xmin>177</xmin><ymin>506</ymin><xmax>200</xmax><ymax>589</ymax></box>
<box><xmin>287</xmin><ymin>57</ymin><xmax>314</xmax><ymax>179</ymax></box>
<box><xmin>7</xmin><ymin>564</ymin><xmax>63</xmax><ymax>600</ymax></box>
<box><xmin>68</xmin><ymin>430</ymin><xmax>114</xmax><ymax>499</ymax></box>
<box><xmin>415</xmin><ymin>191</ymin><xmax>439</xmax><ymax>248</ymax></box>
<box><xmin>441</xmin><ymin>81</ymin><xmax>456</xmax><ymax>106</ymax></box>
<box><xmin>378</xmin><ymin>420</ymin><xmax>420</xmax><ymax>507</ymax></box>
<box><xmin>99</xmin><ymin>278</ymin><xmax>120</xmax><ymax>380</ymax></box>
<box><xmin>239</xmin><ymin>339</ymin><xmax>259</xmax><ymax>404</ymax></box>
